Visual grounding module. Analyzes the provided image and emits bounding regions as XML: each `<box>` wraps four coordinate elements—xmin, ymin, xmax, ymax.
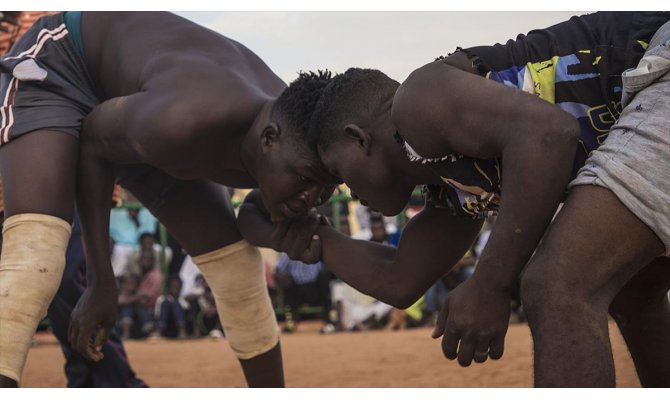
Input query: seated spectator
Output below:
<box><xmin>197</xmin><ymin>283</ymin><xmax>224</xmax><ymax>338</ymax></box>
<box><xmin>118</xmin><ymin>237</ymin><xmax>165</xmax><ymax>339</ymax></box>
<box><xmin>178</xmin><ymin>255</ymin><xmax>202</xmax><ymax>300</ymax></box>
<box><xmin>153</xmin><ymin>276</ymin><xmax>188</xmax><ymax>339</ymax></box>
<box><xmin>124</xmin><ymin>233</ymin><xmax>172</xmax><ymax>278</ymax></box>
<box><xmin>179</xmin><ymin>256</ymin><xmax>206</xmax><ymax>337</ymax></box>
<box><xmin>353</xmin><ymin>206</ymin><xmax>400</xmax><ymax>246</ymax></box>
<box><xmin>274</xmin><ymin>253</ymin><xmax>334</xmax><ymax>333</ymax></box>
<box><xmin>330</xmin><ymin>281</ymin><xmax>393</xmax><ymax>331</ymax></box>
<box><xmin>385</xmin><ymin>296</ymin><xmax>429</xmax><ymax>331</ymax></box>
<box><xmin>109</xmin><ymin>205</ymin><xmax>158</xmax><ymax>277</ymax></box>
<box><xmin>118</xmin><ymin>275</ymin><xmax>154</xmax><ymax>339</ymax></box>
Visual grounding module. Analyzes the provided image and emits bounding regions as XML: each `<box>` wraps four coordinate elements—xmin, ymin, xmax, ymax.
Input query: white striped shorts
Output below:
<box><xmin>0</xmin><ymin>12</ymin><xmax>99</xmax><ymax>145</ymax></box>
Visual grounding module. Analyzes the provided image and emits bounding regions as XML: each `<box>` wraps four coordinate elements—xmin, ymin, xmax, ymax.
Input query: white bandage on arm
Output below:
<box><xmin>0</xmin><ymin>214</ymin><xmax>71</xmax><ymax>383</ymax></box>
<box><xmin>193</xmin><ymin>240</ymin><xmax>279</xmax><ymax>360</ymax></box>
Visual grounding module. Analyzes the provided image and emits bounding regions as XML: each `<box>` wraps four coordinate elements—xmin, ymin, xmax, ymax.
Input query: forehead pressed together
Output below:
<box><xmin>311</xmin><ymin>68</ymin><xmax>398</xmax><ymax>154</ymax></box>
<box><xmin>257</xmin><ymin>66</ymin><xmax>407</xmax><ymax>219</ymax></box>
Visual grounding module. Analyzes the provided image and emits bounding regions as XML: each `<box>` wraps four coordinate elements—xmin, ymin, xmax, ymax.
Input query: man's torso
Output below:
<box><xmin>415</xmin><ymin>11</ymin><xmax>670</xmax><ymax>218</ymax></box>
<box><xmin>80</xmin><ymin>12</ymin><xmax>286</xmax><ymax>183</ymax></box>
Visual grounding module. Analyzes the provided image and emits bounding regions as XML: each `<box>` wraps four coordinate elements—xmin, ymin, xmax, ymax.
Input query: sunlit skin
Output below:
<box><xmin>240</xmin><ymin>12</ymin><xmax>670</xmax><ymax>387</ymax></box>
<box><xmin>0</xmin><ymin>11</ymin><xmax>334</xmax><ymax>388</ymax></box>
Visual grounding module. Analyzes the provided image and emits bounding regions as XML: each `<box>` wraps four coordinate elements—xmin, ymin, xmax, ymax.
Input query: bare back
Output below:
<box><xmin>79</xmin><ymin>12</ymin><xmax>286</xmax><ymax>183</ymax></box>
<box><xmin>82</xmin><ymin>12</ymin><xmax>284</xmax><ymax>101</ymax></box>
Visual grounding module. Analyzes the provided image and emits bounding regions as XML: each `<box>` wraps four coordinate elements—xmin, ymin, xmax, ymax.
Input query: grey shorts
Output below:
<box><xmin>0</xmin><ymin>12</ymin><xmax>99</xmax><ymax>145</ymax></box>
<box><xmin>570</xmin><ymin>20</ymin><xmax>670</xmax><ymax>255</ymax></box>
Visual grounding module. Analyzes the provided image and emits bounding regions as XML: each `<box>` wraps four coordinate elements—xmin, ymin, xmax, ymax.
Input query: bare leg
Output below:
<box><xmin>0</xmin><ymin>131</ymin><xmax>78</xmax><ymax>387</ymax></box>
<box><xmin>0</xmin><ymin>131</ymin><xmax>77</xmax><ymax>221</ymax></box>
<box><xmin>119</xmin><ymin>166</ymin><xmax>285</xmax><ymax>387</ymax></box>
<box><xmin>521</xmin><ymin>186</ymin><xmax>665</xmax><ymax>387</ymax></box>
<box><xmin>609</xmin><ymin>257</ymin><xmax>670</xmax><ymax>387</ymax></box>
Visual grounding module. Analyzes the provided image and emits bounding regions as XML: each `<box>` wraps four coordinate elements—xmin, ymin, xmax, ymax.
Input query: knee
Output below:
<box><xmin>520</xmin><ymin>263</ymin><xmax>578</xmax><ymax>322</ymax></box>
<box><xmin>519</xmin><ymin>267</ymin><xmax>549</xmax><ymax>320</ymax></box>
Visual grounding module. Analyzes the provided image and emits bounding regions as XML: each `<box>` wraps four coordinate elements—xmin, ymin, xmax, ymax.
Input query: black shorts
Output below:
<box><xmin>0</xmin><ymin>12</ymin><xmax>99</xmax><ymax>145</ymax></box>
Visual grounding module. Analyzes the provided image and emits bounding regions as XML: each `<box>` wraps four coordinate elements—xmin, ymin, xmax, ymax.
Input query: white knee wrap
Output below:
<box><xmin>193</xmin><ymin>240</ymin><xmax>279</xmax><ymax>360</ymax></box>
<box><xmin>0</xmin><ymin>214</ymin><xmax>71</xmax><ymax>383</ymax></box>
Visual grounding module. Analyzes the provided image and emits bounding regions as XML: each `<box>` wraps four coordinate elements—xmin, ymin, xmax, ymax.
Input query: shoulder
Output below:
<box><xmin>143</xmin><ymin>62</ymin><xmax>264</xmax><ymax>126</ymax></box>
<box><xmin>392</xmin><ymin>59</ymin><xmax>471</xmax><ymax>126</ymax></box>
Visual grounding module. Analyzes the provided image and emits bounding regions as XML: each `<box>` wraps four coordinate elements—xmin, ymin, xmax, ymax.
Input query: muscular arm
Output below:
<box><xmin>71</xmin><ymin>90</ymin><xmax>199</xmax><ymax>358</ymax></box>
<box><xmin>317</xmin><ymin>206</ymin><xmax>482</xmax><ymax>308</ymax></box>
<box><xmin>239</xmin><ymin>190</ymin><xmax>483</xmax><ymax>309</ymax></box>
<box><xmin>76</xmin><ymin>92</ymin><xmax>165</xmax><ymax>286</ymax></box>
<box><xmin>392</xmin><ymin>59</ymin><xmax>580</xmax><ymax>292</ymax></box>
<box><xmin>238</xmin><ymin>189</ymin><xmax>276</xmax><ymax>249</ymax></box>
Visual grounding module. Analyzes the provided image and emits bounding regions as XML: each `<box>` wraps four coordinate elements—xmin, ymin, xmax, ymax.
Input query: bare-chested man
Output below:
<box><xmin>0</xmin><ymin>11</ymin><xmax>335</xmax><ymax>387</ymax></box>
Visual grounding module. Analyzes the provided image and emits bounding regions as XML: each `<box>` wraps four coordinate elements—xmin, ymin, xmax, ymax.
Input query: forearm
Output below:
<box><xmin>474</xmin><ymin>134</ymin><xmax>577</xmax><ymax>290</ymax></box>
<box><xmin>317</xmin><ymin>206</ymin><xmax>480</xmax><ymax>307</ymax></box>
<box><xmin>316</xmin><ymin>226</ymin><xmax>410</xmax><ymax>307</ymax></box>
<box><xmin>237</xmin><ymin>202</ymin><xmax>275</xmax><ymax>249</ymax></box>
<box><xmin>75</xmin><ymin>141</ymin><xmax>117</xmax><ymax>287</ymax></box>
<box><xmin>318</xmin><ymin>227</ymin><xmax>473</xmax><ymax>309</ymax></box>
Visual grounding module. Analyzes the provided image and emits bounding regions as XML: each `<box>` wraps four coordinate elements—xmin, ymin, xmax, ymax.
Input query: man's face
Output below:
<box><xmin>167</xmin><ymin>279</ymin><xmax>182</xmax><ymax>297</ymax></box>
<box><xmin>319</xmin><ymin>129</ymin><xmax>413</xmax><ymax>217</ymax></box>
<box><xmin>256</xmin><ymin>136</ymin><xmax>338</xmax><ymax>222</ymax></box>
<box><xmin>370</xmin><ymin>222</ymin><xmax>387</xmax><ymax>243</ymax></box>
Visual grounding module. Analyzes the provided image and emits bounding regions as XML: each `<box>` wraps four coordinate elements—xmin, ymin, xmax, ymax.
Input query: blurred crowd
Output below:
<box><xmin>85</xmin><ymin>184</ymin><xmax>516</xmax><ymax>342</ymax></box>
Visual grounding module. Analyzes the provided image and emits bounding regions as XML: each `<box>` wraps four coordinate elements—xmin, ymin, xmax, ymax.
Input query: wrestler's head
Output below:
<box><xmin>255</xmin><ymin>70</ymin><xmax>339</xmax><ymax>221</ymax></box>
<box><xmin>313</xmin><ymin>68</ymin><xmax>416</xmax><ymax>216</ymax></box>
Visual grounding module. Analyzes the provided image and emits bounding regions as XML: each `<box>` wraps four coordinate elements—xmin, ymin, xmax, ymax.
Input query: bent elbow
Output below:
<box><xmin>552</xmin><ymin>113</ymin><xmax>581</xmax><ymax>147</ymax></box>
<box><xmin>561</xmin><ymin>115</ymin><xmax>581</xmax><ymax>143</ymax></box>
<box><xmin>385</xmin><ymin>286</ymin><xmax>425</xmax><ymax>310</ymax></box>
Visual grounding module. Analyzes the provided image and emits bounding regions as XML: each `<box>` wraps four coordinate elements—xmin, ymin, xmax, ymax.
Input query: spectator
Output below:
<box><xmin>385</xmin><ymin>296</ymin><xmax>428</xmax><ymax>331</ymax></box>
<box><xmin>354</xmin><ymin>206</ymin><xmax>400</xmax><ymax>246</ymax></box>
<box><xmin>274</xmin><ymin>253</ymin><xmax>334</xmax><ymax>333</ymax></box>
<box><xmin>197</xmin><ymin>282</ymin><xmax>224</xmax><ymax>338</ymax></box>
<box><xmin>133</xmin><ymin>236</ymin><xmax>165</xmax><ymax>312</ymax></box>
<box><xmin>365</xmin><ymin>216</ymin><xmax>429</xmax><ymax>330</ymax></box>
<box><xmin>117</xmin><ymin>275</ymin><xmax>154</xmax><ymax>339</ymax></box>
<box><xmin>109</xmin><ymin>205</ymin><xmax>158</xmax><ymax>277</ymax></box>
<box><xmin>182</xmin><ymin>274</ymin><xmax>207</xmax><ymax>337</ymax></box>
<box><xmin>178</xmin><ymin>256</ymin><xmax>206</xmax><ymax>337</ymax></box>
<box><xmin>330</xmin><ymin>282</ymin><xmax>392</xmax><ymax>331</ymax></box>
<box><xmin>153</xmin><ymin>277</ymin><xmax>188</xmax><ymax>339</ymax></box>
<box><xmin>124</xmin><ymin>233</ymin><xmax>172</xmax><ymax>279</ymax></box>
<box><xmin>330</xmin><ymin>215</ymin><xmax>394</xmax><ymax>332</ymax></box>
<box><xmin>178</xmin><ymin>255</ymin><xmax>202</xmax><ymax>300</ymax></box>
<box><xmin>118</xmin><ymin>236</ymin><xmax>165</xmax><ymax>339</ymax></box>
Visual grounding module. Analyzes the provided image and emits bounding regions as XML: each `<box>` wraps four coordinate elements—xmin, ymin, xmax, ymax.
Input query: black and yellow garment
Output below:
<box><xmin>397</xmin><ymin>11</ymin><xmax>670</xmax><ymax>218</ymax></box>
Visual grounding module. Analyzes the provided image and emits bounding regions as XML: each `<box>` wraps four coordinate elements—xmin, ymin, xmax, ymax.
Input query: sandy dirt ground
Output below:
<box><xmin>22</xmin><ymin>321</ymin><xmax>640</xmax><ymax>388</ymax></box>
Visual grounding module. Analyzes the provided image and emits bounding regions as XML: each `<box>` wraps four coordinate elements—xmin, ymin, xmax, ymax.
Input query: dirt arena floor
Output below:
<box><xmin>22</xmin><ymin>321</ymin><xmax>640</xmax><ymax>388</ymax></box>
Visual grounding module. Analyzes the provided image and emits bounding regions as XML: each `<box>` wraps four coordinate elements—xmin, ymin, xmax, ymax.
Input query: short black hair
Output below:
<box><xmin>309</xmin><ymin>68</ymin><xmax>398</xmax><ymax>152</ymax></box>
<box><xmin>273</xmin><ymin>70</ymin><xmax>333</xmax><ymax>153</ymax></box>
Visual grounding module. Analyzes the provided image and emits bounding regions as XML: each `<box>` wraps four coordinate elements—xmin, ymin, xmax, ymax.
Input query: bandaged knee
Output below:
<box><xmin>0</xmin><ymin>214</ymin><xmax>71</xmax><ymax>384</ymax></box>
<box><xmin>193</xmin><ymin>240</ymin><xmax>279</xmax><ymax>360</ymax></box>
